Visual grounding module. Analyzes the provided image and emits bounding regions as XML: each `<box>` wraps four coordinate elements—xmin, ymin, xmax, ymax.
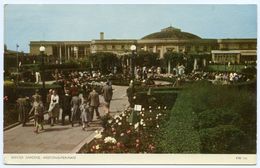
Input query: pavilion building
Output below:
<box><xmin>29</xmin><ymin>26</ymin><xmax>257</xmax><ymax>65</ymax></box>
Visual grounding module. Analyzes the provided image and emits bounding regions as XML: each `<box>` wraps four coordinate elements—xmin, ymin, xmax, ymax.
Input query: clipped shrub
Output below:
<box><xmin>157</xmin><ymin>81</ymin><xmax>256</xmax><ymax>153</ymax></box>
<box><xmin>199</xmin><ymin>125</ymin><xmax>247</xmax><ymax>153</ymax></box>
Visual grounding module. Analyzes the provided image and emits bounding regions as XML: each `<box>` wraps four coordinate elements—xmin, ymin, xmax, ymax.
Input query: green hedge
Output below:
<box><xmin>156</xmin><ymin>81</ymin><xmax>256</xmax><ymax>153</ymax></box>
<box><xmin>135</xmin><ymin>89</ymin><xmax>179</xmax><ymax>111</ymax></box>
<box><xmin>4</xmin><ymin>81</ymin><xmax>62</xmax><ymax>103</ymax></box>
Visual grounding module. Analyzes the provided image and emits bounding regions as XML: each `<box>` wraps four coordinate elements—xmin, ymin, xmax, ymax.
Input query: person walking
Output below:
<box><xmin>16</xmin><ymin>95</ymin><xmax>30</xmax><ymax>126</ymax></box>
<box><xmin>88</xmin><ymin>88</ymin><xmax>101</xmax><ymax>121</ymax></box>
<box><xmin>61</xmin><ymin>89</ymin><xmax>72</xmax><ymax>125</ymax></box>
<box><xmin>102</xmin><ymin>81</ymin><xmax>113</xmax><ymax>112</ymax></box>
<box><xmin>29</xmin><ymin>96</ymin><xmax>44</xmax><ymax>134</ymax></box>
<box><xmin>71</xmin><ymin>93</ymin><xmax>81</xmax><ymax>127</ymax></box>
<box><xmin>48</xmin><ymin>90</ymin><xmax>60</xmax><ymax>126</ymax></box>
<box><xmin>127</xmin><ymin>82</ymin><xmax>135</xmax><ymax>108</ymax></box>
<box><xmin>46</xmin><ymin>89</ymin><xmax>53</xmax><ymax>124</ymax></box>
<box><xmin>80</xmin><ymin>99</ymin><xmax>90</xmax><ymax>131</ymax></box>
<box><xmin>32</xmin><ymin>89</ymin><xmax>42</xmax><ymax>102</ymax></box>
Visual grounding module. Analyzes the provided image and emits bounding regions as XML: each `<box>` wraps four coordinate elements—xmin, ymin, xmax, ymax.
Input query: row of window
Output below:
<box><xmin>220</xmin><ymin>43</ymin><xmax>256</xmax><ymax>50</ymax></box>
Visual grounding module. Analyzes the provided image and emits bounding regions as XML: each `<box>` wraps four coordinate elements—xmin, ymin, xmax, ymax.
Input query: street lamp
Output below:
<box><xmin>130</xmin><ymin>45</ymin><xmax>136</xmax><ymax>80</ymax></box>
<box><xmin>39</xmin><ymin>45</ymin><xmax>46</xmax><ymax>102</ymax></box>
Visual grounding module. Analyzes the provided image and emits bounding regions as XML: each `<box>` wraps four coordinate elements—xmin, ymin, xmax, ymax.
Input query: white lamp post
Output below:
<box><xmin>39</xmin><ymin>45</ymin><xmax>46</xmax><ymax>101</ymax></box>
<box><xmin>130</xmin><ymin>45</ymin><xmax>137</xmax><ymax>80</ymax></box>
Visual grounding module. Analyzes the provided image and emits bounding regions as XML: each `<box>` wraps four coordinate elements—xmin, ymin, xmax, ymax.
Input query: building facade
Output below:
<box><xmin>29</xmin><ymin>26</ymin><xmax>257</xmax><ymax>64</ymax></box>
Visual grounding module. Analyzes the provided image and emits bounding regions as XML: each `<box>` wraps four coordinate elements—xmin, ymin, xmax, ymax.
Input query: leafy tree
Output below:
<box><xmin>163</xmin><ymin>51</ymin><xmax>184</xmax><ymax>67</ymax></box>
<box><xmin>135</xmin><ymin>51</ymin><xmax>159</xmax><ymax>67</ymax></box>
<box><xmin>89</xmin><ymin>52</ymin><xmax>120</xmax><ymax>74</ymax></box>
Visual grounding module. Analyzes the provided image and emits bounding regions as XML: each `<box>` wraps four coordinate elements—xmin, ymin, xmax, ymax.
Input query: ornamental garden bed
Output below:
<box><xmin>78</xmin><ymin>87</ymin><xmax>179</xmax><ymax>153</ymax></box>
<box><xmin>78</xmin><ymin>106</ymin><xmax>170</xmax><ymax>153</ymax></box>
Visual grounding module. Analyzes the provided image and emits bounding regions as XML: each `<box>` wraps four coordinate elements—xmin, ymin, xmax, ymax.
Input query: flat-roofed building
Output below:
<box><xmin>29</xmin><ymin>26</ymin><xmax>257</xmax><ymax>64</ymax></box>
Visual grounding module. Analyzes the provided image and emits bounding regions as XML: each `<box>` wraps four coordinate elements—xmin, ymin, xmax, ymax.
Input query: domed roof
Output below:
<box><xmin>141</xmin><ymin>26</ymin><xmax>201</xmax><ymax>40</ymax></box>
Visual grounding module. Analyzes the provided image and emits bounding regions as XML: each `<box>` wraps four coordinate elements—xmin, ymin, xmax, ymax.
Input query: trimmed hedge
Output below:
<box><xmin>4</xmin><ymin>81</ymin><xmax>61</xmax><ymax>103</ymax></box>
<box><xmin>156</xmin><ymin>81</ymin><xmax>256</xmax><ymax>153</ymax></box>
<box><xmin>134</xmin><ymin>87</ymin><xmax>179</xmax><ymax>109</ymax></box>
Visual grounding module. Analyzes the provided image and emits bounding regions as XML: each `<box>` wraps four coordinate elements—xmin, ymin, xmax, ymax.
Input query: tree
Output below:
<box><xmin>135</xmin><ymin>51</ymin><xmax>159</xmax><ymax>67</ymax></box>
<box><xmin>89</xmin><ymin>52</ymin><xmax>120</xmax><ymax>74</ymax></box>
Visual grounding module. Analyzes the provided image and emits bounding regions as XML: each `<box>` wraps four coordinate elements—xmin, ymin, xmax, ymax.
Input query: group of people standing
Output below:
<box><xmin>17</xmin><ymin>81</ymin><xmax>113</xmax><ymax>134</ymax></box>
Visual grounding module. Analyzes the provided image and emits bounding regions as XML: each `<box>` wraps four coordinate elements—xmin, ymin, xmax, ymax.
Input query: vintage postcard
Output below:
<box><xmin>1</xmin><ymin>0</ymin><xmax>258</xmax><ymax>165</ymax></box>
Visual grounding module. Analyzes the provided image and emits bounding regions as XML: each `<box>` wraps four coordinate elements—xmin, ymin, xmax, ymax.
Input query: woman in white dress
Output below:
<box><xmin>48</xmin><ymin>90</ymin><xmax>60</xmax><ymax>126</ymax></box>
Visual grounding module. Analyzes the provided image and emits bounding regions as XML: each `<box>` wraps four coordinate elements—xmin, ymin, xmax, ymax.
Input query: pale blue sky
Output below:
<box><xmin>4</xmin><ymin>4</ymin><xmax>257</xmax><ymax>52</ymax></box>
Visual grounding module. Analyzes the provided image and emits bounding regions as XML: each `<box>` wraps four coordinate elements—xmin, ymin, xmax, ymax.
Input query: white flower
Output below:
<box><xmin>122</xmin><ymin>113</ymin><xmax>126</xmax><ymax>117</ymax></box>
<box><xmin>158</xmin><ymin>113</ymin><xmax>162</xmax><ymax>116</ymax></box>
<box><xmin>95</xmin><ymin>145</ymin><xmax>100</xmax><ymax>150</ymax></box>
<box><xmin>95</xmin><ymin>130</ymin><xmax>99</xmax><ymax>134</ymax></box>
<box><xmin>133</xmin><ymin>96</ymin><xmax>136</xmax><ymax>99</ymax></box>
<box><xmin>149</xmin><ymin>110</ymin><xmax>152</xmax><ymax>113</ymax></box>
<box><xmin>142</xmin><ymin>108</ymin><xmax>145</xmax><ymax>111</ymax></box>
<box><xmin>157</xmin><ymin>125</ymin><xmax>160</xmax><ymax>128</ymax></box>
<box><xmin>116</xmin><ymin>119</ymin><xmax>119</xmax><ymax>123</ymax></box>
<box><xmin>129</xmin><ymin>122</ymin><xmax>132</xmax><ymax>125</ymax></box>
<box><xmin>120</xmin><ymin>133</ymin><xmax>124</xmax><ymax>136</ymax></box>
<box><xmin>149</xmin><ymin>106</ymin><xmax>152</xmax><ymax>109</ymax></box>
<box><xmin>104</xmin><ymin>136</ymin><xmax>117</xmax><ymax>144</ymax></box>
<box><xmin>143</xmin><ymin>123</ymin><xmax>146</xmax><ymax>127</ymax></box>
<box><xmin>141</xmin><ymin>113</ymin><xmax>144</xmax><ymax>117</ymax></box>
<box><xmin>134</xmin><ymin>122</ymin><xmax>139</xmax><ymax>129</ymax></box>
<box><xmin>156</xmin><ymin>116</ymin><xmax>158</xmax><ymax>120</ymax></box>
<box><xmin>118</xmin><ymin>122</ymin><xmax>122</xmax><ymax>126</ymax></box>
<box><xmin>164</xmin><ymin>106</ymin><xmax>167</xmax><ymax>109</ymax></box>
<box><xmin>94</xmin><ymin>133</ymin><xmax>102</xmax><ymax>139</ymax></box>
<box><xmin>114</xmin><ymin>114</ymin><xmax>120</xmax><ymax>119</ymax></box>
<box><xmin>158</xmin><ymin>106</ymin><xmax>161</xmax><ymax>109</ymax></box>
<box><xmin>108</xmin><ymin>120</ymin><xmax>112</xmax><ymax>124</ymax></box>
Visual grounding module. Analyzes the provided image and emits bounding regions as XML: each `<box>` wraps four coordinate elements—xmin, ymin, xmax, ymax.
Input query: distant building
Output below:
<box><xmin>29</xmin><ymin>26</ymin><xmax>257</xmax><ymax>64</ymax></box>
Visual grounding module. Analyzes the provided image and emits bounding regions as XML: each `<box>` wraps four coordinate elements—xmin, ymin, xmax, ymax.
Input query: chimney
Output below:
<box><xmin>100</xmin><ymin>32</ymin><xmax>104</xmax><ymax>40</ymax></box>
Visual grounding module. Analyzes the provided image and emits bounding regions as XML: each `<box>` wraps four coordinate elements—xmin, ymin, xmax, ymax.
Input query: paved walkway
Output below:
<box><xmin>4</xmin><ymin>85</ymin><xmax>128</xmax><ymax>153</ymax></box>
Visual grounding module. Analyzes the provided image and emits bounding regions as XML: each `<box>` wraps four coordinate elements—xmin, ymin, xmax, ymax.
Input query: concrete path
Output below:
<box><xmin>4</xmin><ymin>85</ymin><xmax>128</xmax><ymax>153</ymax></box>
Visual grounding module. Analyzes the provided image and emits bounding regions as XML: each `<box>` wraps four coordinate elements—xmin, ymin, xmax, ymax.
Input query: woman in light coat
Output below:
<box><xmin>48</xmin><ymin>90</ymin><xmax>60</xmax><ymax>126</ymax></box>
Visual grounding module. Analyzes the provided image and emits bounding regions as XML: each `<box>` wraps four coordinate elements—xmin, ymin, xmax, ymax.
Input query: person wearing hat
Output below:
<box><xmin>102</xmin><ymin>81</ymin><xmax>113</xmax><ymax>111</ymax></box>
<box><xmin>16</xmin><ymin>95</ymin><xmax>30</xmax><ymax>126</ymax></box>
<box><xmin>88</xmin><ymin>87</ymin><xmax>101</xmax><ymax>120</ymax></box>
<box><xmin>61</xmin><ymin>89</ymin><xmax>72</xmax><ymax>125</ymax></box>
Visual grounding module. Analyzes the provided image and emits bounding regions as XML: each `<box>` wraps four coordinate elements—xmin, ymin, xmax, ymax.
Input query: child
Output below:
<box><xmin>80</xmin><ymin>99</ymin><xmax>90</xmax><ymax>131</ymax></box>
<box><xmin>29</xmin><ymin>96</ymin><xmax>44</xmax><ymax>134</ymax></box>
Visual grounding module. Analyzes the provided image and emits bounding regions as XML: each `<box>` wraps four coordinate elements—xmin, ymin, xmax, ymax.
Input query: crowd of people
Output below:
<box><xmin>17</xmin><ymin>80</ymin><xmax>113</xmax><ymax>134</ymax></box>
<box><xmin>15</xmin><ymin>65</ymin><xmax>254</xmax><ymax>134</ymax></box>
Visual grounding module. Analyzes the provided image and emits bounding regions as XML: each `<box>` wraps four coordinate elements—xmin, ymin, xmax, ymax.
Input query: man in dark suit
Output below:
<box><xmin>61</xmin><ymin>89</ymin><xmax>72</xmax><ymax>125</ymax></box>
<box><xmin>102</xmin><ymin>81</ymin><xmax>113</xmax><ymax>109</ymax></box>
<box><xmin>88</xmin><ymin>88</ymin><xmax>100</xmax><ymax>120</ymax></box>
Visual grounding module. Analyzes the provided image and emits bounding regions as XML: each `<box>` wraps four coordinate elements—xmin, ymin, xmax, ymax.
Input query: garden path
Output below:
<box><xmin>4</xmin><ymin>85</ymin><xmax>128</xmax><ymax>153</ymax></box>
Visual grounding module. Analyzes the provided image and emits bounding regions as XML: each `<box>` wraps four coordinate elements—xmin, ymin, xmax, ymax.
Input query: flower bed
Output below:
<box><xmin>78</xmin><ymin>106</ymin><xmax>170</xmax><ymax>153</ymax></box>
